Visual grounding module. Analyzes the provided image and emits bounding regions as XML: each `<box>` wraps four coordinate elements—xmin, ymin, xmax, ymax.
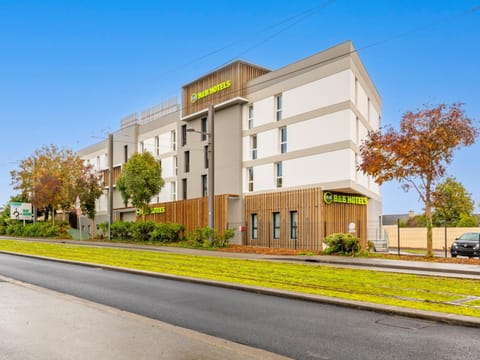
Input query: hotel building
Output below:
<box><xmin>78</xmin><ymin>41</ymin><xmax>382</xmax><ymax>249</ymax></box>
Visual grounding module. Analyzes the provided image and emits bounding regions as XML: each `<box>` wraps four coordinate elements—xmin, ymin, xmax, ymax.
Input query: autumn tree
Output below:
<box><xmin>117</xmin><ymin>152</ymin><xmax>164</xmax><ymax>220</ymax></box>
<box><xmin>358</xmin><ymin>103</ymin><xmax>478</xmax><ymax>257</ymax></box>
<box><xmin>76</xmin><ymin>164</ymin><xmax>103</xmax><ymax>240</ymax></box>
<box><xmin>11</xmin><ymin>144</ymin><xmax>85</xmax><ymax>223</ymax></box>
<box><xmin>432</xmin><ymin>177</ymin><xmax>477</xmax><ymax>227</ymax></box>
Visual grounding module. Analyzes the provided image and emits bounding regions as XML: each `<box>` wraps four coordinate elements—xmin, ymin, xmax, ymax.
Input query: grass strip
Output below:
<box><xmin>1</xmin><ymin>239</ymin><xmax>479</xmax><ymax>317</ymax></box>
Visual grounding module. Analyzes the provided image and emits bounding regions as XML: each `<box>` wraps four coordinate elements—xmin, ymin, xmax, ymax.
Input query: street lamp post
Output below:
<box><xmin>187</xmin><ymin>104</ymin><xmax>215</xmax><ymax>241</ymax></box>
<box><xmin>108</xmin><ymin>133</ymin><xmax>114</xmax><ymax>241</ymax></box>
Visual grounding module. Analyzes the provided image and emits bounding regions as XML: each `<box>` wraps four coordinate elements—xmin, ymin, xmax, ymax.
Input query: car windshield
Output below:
<box><xmin>458</xmin><ymin>233</ymin><xmax>480</xmax><ymax>241</ymax></box>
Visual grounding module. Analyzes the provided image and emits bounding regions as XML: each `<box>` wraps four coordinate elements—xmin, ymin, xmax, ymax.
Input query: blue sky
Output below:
<box><xmin>0</xmin><ymin>0</ymin><xmax>479</xmax><ymax>214</ymax></box>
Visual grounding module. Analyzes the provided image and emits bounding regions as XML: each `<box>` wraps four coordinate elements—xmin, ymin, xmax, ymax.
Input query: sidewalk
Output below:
<box><xmin>0</xmin><ymin>275</ymin><xmax>290</xmax><ymax>360</ymax></box>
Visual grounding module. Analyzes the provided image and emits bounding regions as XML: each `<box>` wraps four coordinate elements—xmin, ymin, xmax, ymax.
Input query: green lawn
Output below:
<box><xmin>1</xmin><ymin>239</ymin><xmax>480</xmax><ymax>317</ymax></box>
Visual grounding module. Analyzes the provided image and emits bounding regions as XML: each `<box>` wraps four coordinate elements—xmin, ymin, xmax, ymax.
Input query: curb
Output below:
<box><xmin>1</xmin><ymin>249</ymin><xmax>480</xmax><ymax>329</ymax></box>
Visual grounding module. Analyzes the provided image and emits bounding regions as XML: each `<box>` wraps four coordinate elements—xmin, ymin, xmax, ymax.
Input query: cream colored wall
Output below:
<box><xmin>384</xmin><ymin>225</ymin><xmax>480</xmax><ymax>250</ymax></box>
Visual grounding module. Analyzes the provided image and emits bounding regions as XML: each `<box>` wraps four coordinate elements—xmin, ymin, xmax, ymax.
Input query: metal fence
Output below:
<box><xmin>384</xmin><ymin>225</ymin><xmax>480</xmax><ymax>256</ymax></box>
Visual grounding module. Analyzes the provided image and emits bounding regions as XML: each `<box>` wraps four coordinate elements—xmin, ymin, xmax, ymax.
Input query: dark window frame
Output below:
<box><xmin>184</xmin><ymin>151</ymin><xmax>190</xmax><ymax>173</ymax></box>
<box><xmin>251</xmin><ymin>213</ymin><xmax>258</xmax><ymax>239</ymax></box>
<box><xmin>290</xmin><ymin>211</ymin><xmax>298</xmax><ymax>240</ymax></box>
<box><xmin>272</xmin><ymin>212</ymin><xmax>280</xmax><ymax>239</ymax></box>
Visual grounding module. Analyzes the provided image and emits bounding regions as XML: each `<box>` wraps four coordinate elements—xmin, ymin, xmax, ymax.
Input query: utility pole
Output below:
<box><xmin>186</xmin><ymin>104</ymin><xmax>215</xmax><ymax>242</ymax></box>
<box><xmin>207</xmin><ymin>104</ymin><xmax>215</xmax><ymax>240</ymax></box>
<box><xmin>32</xmin><ymin>157</ymin><xmax>37</xmax><ymax>224</ymax></box>
<box><xmin>108</xmin><ymin>133</ymin><xmax>114</xmax><ymax>240</ymax></box>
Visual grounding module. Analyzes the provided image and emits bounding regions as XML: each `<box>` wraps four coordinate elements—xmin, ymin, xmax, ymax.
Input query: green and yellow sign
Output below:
<box><xmin>191</xmin><ymin>80</ymin><xmax>231</xmax><ymax>103</ymax></box>
<box><xmin>136</xmin><ymin>207</ymin><xmax>166</xmax><ymax>216</ymax></box>
<box><xmin>323</xmin><ymin>192</ymin><xmax>368</xmax><ymax>205</ymax></box>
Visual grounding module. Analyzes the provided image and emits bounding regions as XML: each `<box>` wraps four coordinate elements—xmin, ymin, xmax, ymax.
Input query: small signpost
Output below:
<box><xmin>10</xmin><ymin>202</ymin><xmax>32</xmax><ymax>225</ymax></box>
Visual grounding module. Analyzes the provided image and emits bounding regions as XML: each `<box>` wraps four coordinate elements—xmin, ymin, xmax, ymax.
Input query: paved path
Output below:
<box><xmin>0</xmin><ymin>275</ymin><xmax>290</xmax><ymax>360</ymax></box>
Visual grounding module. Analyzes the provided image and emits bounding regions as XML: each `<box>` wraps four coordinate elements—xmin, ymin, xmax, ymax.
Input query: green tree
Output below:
<box><xmin>77</xmin><ymin>165</ymin><xmax>103</xmax><ymax>240</ymax></box>
<box><xmin>359</xmin><ymin>103</ymin><xmax>478</xmax><ymax>257</ymax></box>
<box><xmin>117</xmin><ymin>152</ymin><xmax>164</xmax><ymax>220</ymax></box>
<box><xmin>456</xmin><ymin>213</ymin><xmax>478</xmax><ymax>227</ymax></box>
<box><xmin>10</xmin><ymin>145</ymin><xmax>85</xmax><ymax>224</ymax></box>
<box><xmin>432</xmin><ymin>177</ymin><xmax>476</xmax><ymax>227</ymax></box>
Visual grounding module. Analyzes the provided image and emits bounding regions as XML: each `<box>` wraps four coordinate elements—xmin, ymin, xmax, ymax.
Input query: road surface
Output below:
<box><xmin>0</xmin><ymin>253</ymin><xmax>478</xmax><ymax>360</ymax></box>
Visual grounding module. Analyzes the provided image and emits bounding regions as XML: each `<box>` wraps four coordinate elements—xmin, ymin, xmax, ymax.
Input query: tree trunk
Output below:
<box><xmin>90</xmin><ymin>218</ymin><xmax>95</xmax><ymax>241</ymax></box>
<box><xmin>425</xmin><ymin>182</ymin><xmax>433</xmax><ymax>258</ymax></box>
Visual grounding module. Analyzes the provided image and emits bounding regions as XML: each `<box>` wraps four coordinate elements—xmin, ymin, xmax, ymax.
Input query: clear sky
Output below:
<box><xmin>0</xmin><ymin>0</ymin><xmax>479</xmax><ymax>214</ymax></box>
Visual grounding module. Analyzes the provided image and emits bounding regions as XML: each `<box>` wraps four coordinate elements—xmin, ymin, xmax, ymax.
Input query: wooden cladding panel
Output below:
<box><xmin>244</xmin><ymin>188</ymin><xmax>323</xmax><ymax>250</ymax></box>
<box><xmin>140</xmin><ymin>195</ymin><xmax>230</xmax><ymax>234</ymax></box>
<box><xmin>101</xmin><ymin>165</ymin><xmax>122</xmax><ymax>187</ymax></box>
<box><xmin>244</xmin><ymin>188</ymin><xmax>368</xmax><ymax>250</ymax></box>
<box><xmin>182</xmin><ymin>62</ymin><xmax>269</xmax><ymax>117</ymax></box>
<box><xmin>321</xmin><ymin>200</ymin><xmax>367</xmax><ymax>248</ymax></box>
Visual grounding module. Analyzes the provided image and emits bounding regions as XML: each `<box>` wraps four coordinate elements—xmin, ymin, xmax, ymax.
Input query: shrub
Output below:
<box><xmin>0</xmin><ymin>221</ymin><xmax>67</xmax><ymax>238</ymax></box>
<box><xmin>133</xmin><ymin>221</ymin><xmax>157</xmax><ymax>242</ymax></box>
<box><xmin>186</xmin><ymin>227</ymin><xmax>234</xmax><ymax>248</ymax></box>
<box><xmin>324</xmin><ymin>233</ymin><xmax>361</xmax><ymax>256</ymax></box>
<box><xmin>110</xmin><ymin>221</ymin><xmax>135</xmax><ymax>240</ymax></box>
<box><xmin>367</xmin><ymin>240</ymin><xmax>375</xmax><ymax>252</ymax></box>
<box><xmin>149</xmin><ymin>223</ymin><xmax>185</xmax><ymax>243</ymax></box>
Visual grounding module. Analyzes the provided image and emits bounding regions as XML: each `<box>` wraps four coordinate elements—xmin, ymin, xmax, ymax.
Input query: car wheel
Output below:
<box><xmin>451</xmin><ymin>254</ymin><xmax>457</xmax><ymax>258</ymax></box>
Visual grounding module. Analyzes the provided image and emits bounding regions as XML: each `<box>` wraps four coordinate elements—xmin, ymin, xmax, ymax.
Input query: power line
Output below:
<box><xmin>154</xmin><ymin>0</ymin><xmax>337</xmax><ymax>79</ymax></box>
<box><xmin>168</xmin><ymin>3</ymin><xmax>480</xmax><ymax>119</ymax></box>
<box><xmin>91</xmin><ymin>3</ymin><xmax>480</xmax><ymax>141</ymax></box>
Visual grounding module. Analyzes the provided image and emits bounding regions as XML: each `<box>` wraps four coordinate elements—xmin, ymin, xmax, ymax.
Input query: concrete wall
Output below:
<box><xmin>384</xmin><ymin>225</ymin><xmax>480</xmax><ymax>250</ymax></box>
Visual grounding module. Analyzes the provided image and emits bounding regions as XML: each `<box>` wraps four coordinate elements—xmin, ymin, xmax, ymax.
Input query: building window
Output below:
<box><xmin>202</xmin><ymin>174</ymin><xmax>208</xmax><ymax>197</ymax></box>
<box><xmin>182</xmin><ymin>178</ymin><xmax>187</xmax><ymax>200</ymax></box>
<box><xmin>173</xmin><ymin>155</ymin><xmax>178</xmax><ymax>176</ymax></box>
<box><xmin>248</xmin><ymin>167</ymin><xmax>254</xmax><ymax>192</ymax></box>
<box><xmin>171</xmin><ymin>130</ymin><xmax>177</xmax><ymax>151</ymax></box>
<box><xmin>201</xmin><ymin>117</ymin><xmax>207</xmax><ymax>141</ymax></box>
<box><xmin>280</xmin><ymin>127</ymin><xmax>287</xmax><ymax>154</ymax></box>
<box><xmin>124</xmin><ymin>145</ymin><xmax>128</xmax><ymax>163</ymax></box>
<box><xmin>181</xmin><ymin>124</ymin><xmax>187</xmax><ymax>146</ymax></box>
<box><xmin>171</xmin><ymin>181</ymin><xmax>177</xmax><ymax>201</ymax></box>
<box><xmin>275</xmin><ymin>94</ymin><xmax>282</xmax><ymax>121</ymax></box>
<box><xmin>290</xmin><ymin>211</ymin><xmax>298</xmax><ymax>240</ymax></box>
<box><xmin>272</xmin><ymin>212</ymin><xmax>280</xmax><ymax>239</ymax></box>
<box><xmin>204</xmin><ymin>145</ymin><xmax>209</xmax><ymax>168</ymax></box>
<box><xmin>251</xmin><ymin>135</ymin><xmax>257</xmax><ymax>160</ymax></box>
<box><xmin>140</xmin><ymin>141</ymin><xmax>144</xmax><ymax>153</ymax></box>
<box><xmin>251</xmin><ymin>213</ymin><xmax>258</xmax><ymax>240</ymax></box>
<box><xmin>275</xmin><ymin>161</ymin><xmax>283</xmax><ymax>188</ymax></box>
<box><xmin>355</xmin><ymin>116</ymin><xmax>360</xmax><ymax>144</ymax></box>
<box><xmin>248</xmin><ymin>104</ymin><xmax>254</xmax><ymax>129</ymax></box>
<box><xmin>367</xmin><ymin>98</ymin><xmax>371</xmax><ymax>123</ymax></box>
<box><xmin>354</xmin><ymin>77</ymin><xmax>358</xmax><ymax>106</ymax></box>
<box><xmin>184</xmin><ymin>151</ymin><xmax>190</xmax><ymax>173</ymax></box>
<box><xmin>96</xmin><ymin>156</ymin><xmax>100</xmax><ymax>171</ymax></box>
<box><xmin>154</xmin><ymin>136</ymin><xmax>160</xmax><ymax>155</ymax></box>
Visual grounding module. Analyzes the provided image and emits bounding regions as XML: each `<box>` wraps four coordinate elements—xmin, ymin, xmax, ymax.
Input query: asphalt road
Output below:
<box><xmin>0</xmin><ymin>253</ymin><xmax>479</xmax><ymax>360</ymax></box>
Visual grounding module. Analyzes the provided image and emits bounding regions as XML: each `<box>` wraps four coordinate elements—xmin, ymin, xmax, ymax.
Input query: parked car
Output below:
<box><xmin>450</xmin><ymin>232</ymin><xmax>480</xmax><ymax>258</ymax></box>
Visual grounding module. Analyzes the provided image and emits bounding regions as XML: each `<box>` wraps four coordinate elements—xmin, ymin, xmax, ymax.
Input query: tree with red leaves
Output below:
<box><xmin>358</xmin><ymin>103</ymin><xmax>478</xmax><ymax>257</ymax></box>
